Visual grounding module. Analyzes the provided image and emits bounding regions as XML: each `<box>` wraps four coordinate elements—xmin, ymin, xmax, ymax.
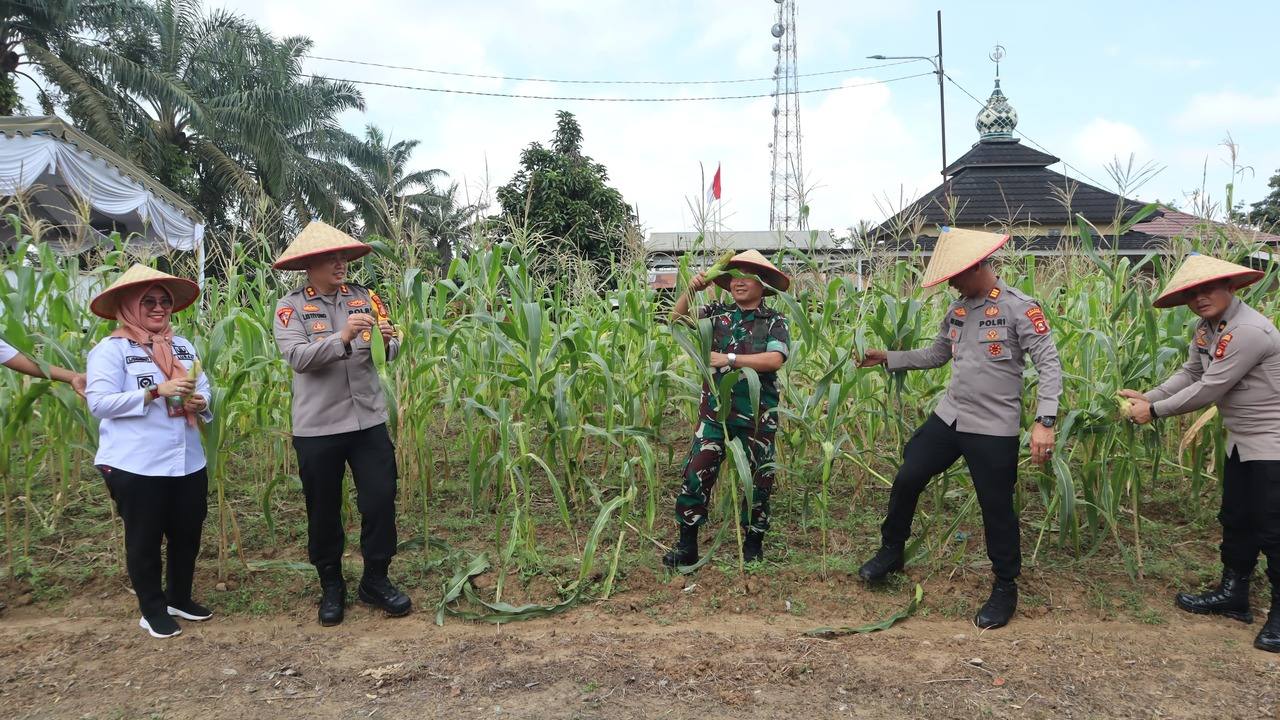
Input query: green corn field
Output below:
<box><xmin>1</xmin><ymin>208</ymin><xmax>1275</xmax><ymax>621</ymax></box>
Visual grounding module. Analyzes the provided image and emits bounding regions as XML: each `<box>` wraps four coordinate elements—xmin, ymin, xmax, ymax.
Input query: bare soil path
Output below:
<box><xmin>3</xmin><ymin>594</ymin><xmax>1278</xmax><ymax>720</ymax></box>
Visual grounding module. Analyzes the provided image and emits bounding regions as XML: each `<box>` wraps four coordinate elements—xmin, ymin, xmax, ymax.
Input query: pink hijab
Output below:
<box><xmin>110</xmin><ymin>283</ymin><xmax>195</xmax><ymax>426</ymax></box>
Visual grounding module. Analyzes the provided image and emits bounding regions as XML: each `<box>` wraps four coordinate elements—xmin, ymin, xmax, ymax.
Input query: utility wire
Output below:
<box><xmin>944</xmin><ymin>72</ymin><xmax>1110</xmax><ymax>190</ymax></box>
<box><xmin>292</xmin><ymin>69</ymin><xmax>935</xmax><ymax>102</ymax></box>
<box><xmin>302</xmin><ymin>54</ymin><xmax>918</xmax><ymax>86</ymax></box>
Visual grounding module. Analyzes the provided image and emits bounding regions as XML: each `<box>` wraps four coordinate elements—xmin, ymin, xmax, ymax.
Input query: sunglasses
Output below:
<box><xmin>140</xmin><ymin>296</ymin><xmax>174</xmax><ymax>310</ymax></box>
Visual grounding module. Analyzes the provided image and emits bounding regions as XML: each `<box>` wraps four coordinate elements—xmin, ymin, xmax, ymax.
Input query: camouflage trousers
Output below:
<box><xmin>675</xmin><ymin>420</ymin><xmax>776</xmax><ymax>532</ymax></box>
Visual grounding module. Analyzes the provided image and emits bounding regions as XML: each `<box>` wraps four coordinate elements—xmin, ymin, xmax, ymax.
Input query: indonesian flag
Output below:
<box><xmin>706</xmin><ymin>163</ymin><xmax>722</xmax><ymax>205</ymax></box>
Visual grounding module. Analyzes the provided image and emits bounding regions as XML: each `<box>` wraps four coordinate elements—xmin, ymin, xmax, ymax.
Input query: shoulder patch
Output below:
<box><xmin>277</xmin><ymin>307</ymin><xmax>294</xmax><ymax>327</ymax></box>
<box><xmin>339</xmin><ymin>284</ymin><xmax>351</xmax><ymax>295</ymax></box>
<box><xmin>1215</xmin><ymin>333</ymin><xmax>1233</xmax><ymax>359</ymax></box>
<box><xmin>304</xmin><ymin>286</ymin><xmax>317</xmax><ymax>299</ymax></box>
<box><xmin>988</xmin><ymin>286</ymin><xmax>1002</xmax><ymax>300</ymax></box>
<box><xmin>1025</xmin><ymin>306</ymin><xmax>1050</xmax><ymax>335</ymax></box>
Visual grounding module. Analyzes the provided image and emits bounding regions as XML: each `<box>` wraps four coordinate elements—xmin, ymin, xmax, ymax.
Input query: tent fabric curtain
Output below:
<box><xmin>0</xmin><ymin>133</ymin><xmax>205</xmax><ymax>251</ymax></box>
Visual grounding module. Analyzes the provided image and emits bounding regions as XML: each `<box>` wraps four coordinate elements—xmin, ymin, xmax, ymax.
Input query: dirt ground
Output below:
<box><xmin>2</xmin><ymin>572</ymin><xmax>1278</xmax><ymax>720</ymax></box>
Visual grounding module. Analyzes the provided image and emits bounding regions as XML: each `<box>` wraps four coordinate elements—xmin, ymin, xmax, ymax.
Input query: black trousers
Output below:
<box><xmin>880</xmin><ymin>413</ymin><xmax>1022</xmax><ymax>581</ymax></box>
<box><xmin>1220</xmin><ymin>449</ymin><xmax>1280</xmax><ymax>584</ymax></box>
<box><xmin>292</xmin><ymin>424</ymin><xmax>398</xmax><ymax>573</ymax></box>
<box><xmin>100</xmin><ymin>466</ymin><xmax>208</xmax><ymax>617</ymax></box>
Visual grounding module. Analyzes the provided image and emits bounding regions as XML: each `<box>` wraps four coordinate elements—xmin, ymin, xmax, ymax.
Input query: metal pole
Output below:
<box><xmin>936</xmin><ymin>9</ymin><xmax>947</xmax><ymax>189</ymax></box>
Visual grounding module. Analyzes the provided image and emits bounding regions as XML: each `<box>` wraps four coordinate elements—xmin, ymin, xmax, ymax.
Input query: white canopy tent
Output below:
<box><xmin>0</xmin><ymin>116</ymin><xmax>206</xmax><ymax>287</ymax></box>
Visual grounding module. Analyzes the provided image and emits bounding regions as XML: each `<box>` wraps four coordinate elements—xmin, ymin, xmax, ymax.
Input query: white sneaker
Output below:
<box><xmin>139</xmin><ymin>615</ymin><xmax>182</xmax><ymax>639</ymax></box>
<box><xmin>167</xmin><ymin>601</ymin><xmax>213</xmax><ymax>621</ymax></box>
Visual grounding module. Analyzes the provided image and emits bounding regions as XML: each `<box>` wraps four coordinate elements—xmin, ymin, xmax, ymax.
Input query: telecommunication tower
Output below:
<box><xmin>768</xmin><ymin>0</ymin><xmax>805</xmax><ymax>231</ymax></box>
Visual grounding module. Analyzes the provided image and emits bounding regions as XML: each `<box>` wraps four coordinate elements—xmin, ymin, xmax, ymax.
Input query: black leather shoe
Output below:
<box><xmin>358</xmin><ymin>575</ymin><xmax>412</xmax><ymax>617</ymax></box>
<box><xmin>742</xmin><ymin>530</ymin><xmax>764</xmax><ymax>564</ymax></box>
<box><xmin>662</xmin><ymin>525</ymin><xmax>699</xmax><ymax>568</ymax></box>
<box><xmin>1175</xmin><ymin>567</ymin><xmax>1253</xmax><ymax>623</ymax></box>
<box><xmin>1255</xmin><ymin>586</ymin><xmax>1280</xmax><ymax>653</ymax></box>
<box><xmin>974</xmin><ymin>578</ymin><xmax>1018</xmax><ymax>630</ymax></box>
<box><xmin>317</xmin><ymin>565</ymin><xmax>346</xmax><ymax>627</ymax></box>
<box><xmin>857</xmin><ymin>545</ymin><xmax>904</xmax><ymax>583</ymax></box>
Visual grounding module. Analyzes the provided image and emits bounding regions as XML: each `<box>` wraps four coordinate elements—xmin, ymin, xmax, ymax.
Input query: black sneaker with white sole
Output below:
<box><xmin>140</xmin><ymin>612</ymin><xmax>182</xmax><ymax>639</ymax></box>
<box><xmin>167</xmin><ymin>600</ymin><xmax>213</xmax><ymax>621</ymax></box>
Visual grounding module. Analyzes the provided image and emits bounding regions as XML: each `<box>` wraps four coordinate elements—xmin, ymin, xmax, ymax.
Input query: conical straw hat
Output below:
<box><xmin>90</xmin><ymin>264</ymin><xmax>199</xmax><ymax>320</ymax></box>
<box><xmin>712</xmin><ymin>249</ymin><xmax>791</xmax><ymax>295</ymax></box>
<box><xmin>273</xmin><ymin>221</ymin><xmax>372</xmax><ymax>271</ymax></box>
<box><xmin>1153</xmin><ymin>254</ymin><xmax>1264</xmax><ymax>308</ymax></box>
<box><xmin>921</xmin><ymin>227</ymin><xmax>1010</xmax><ymax>288</ymax></box>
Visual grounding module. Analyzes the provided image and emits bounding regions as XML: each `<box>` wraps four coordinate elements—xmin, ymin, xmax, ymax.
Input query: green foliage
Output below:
<box><xmin>495</xmin><ymin>111</ymin><xmax>638</xmax><ymax>282</ymax></box>
<box><xmin>1246</xmin><ymin>167</ymin><xmax>1280</xmax><ymax>228</ymax></box>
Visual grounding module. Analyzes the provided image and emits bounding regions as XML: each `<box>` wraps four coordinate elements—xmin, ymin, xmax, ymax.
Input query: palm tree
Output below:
<box><xmin>1</xmin><ymin>0</ymin><xmax>193</xmax><ymax>153</ymax></box>
<box><xmin>419</xmin><ymin>182</ymin><xmax>483</xmax><ymax>268</ymax></box>
<box><xmin>347</xmin><ymin>125</ymin><xmax>448</xmax><ymax>241</ymax></box>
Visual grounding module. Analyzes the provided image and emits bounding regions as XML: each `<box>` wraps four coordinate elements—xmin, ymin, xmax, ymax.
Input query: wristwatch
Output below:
<box><xmin>727</xmin><ymin>352</ymin><xmax>737</xmax><ymax>368</ymax></box>
<box><xmin>145</xmin><ymin>387</ymin><xmax>159</xmax><ymax>403</ymax></box>
<box><xmin>1035</xmin><ymin>415</ymin><xmax>1056</xmax><ymax>428</ymax></box>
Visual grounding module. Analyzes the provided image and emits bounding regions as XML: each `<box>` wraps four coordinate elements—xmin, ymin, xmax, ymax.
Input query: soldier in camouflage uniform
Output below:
<box><xmin>664</xmin><ymin>250</ymin><xmax>791</xmax><ymax>567</ymax></box>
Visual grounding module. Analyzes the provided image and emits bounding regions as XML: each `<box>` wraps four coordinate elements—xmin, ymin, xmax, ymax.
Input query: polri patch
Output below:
<box><xmin>984</xmin><ymin>305</ymin><xmax>1000</xmax><ymax>317</ymax></box>
<box><xmin>1025</xmin><ymin>306</ymin><xmax>1050</xmax><ymax>335</ymax></box>
<box><xmin>277</xmin><ymin>307</ymin><xmax>294</xmax><ymax>327</ymax></box>
<box><xmin>1215</xmin><ymin>333</ymin><xmax>1233</xmax><ymax>359</ymax></box>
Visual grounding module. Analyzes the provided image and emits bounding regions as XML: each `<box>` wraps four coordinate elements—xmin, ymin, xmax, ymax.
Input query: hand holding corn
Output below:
<box><xmin>1117</xmin><ymin>389</ymin><xmax>1152</xmax><ymax>424</ymax></box>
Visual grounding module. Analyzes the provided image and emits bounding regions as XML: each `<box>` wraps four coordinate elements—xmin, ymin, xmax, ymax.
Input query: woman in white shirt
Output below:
<box><xmin>85</xmin><ymin>265</ymin><xmax>213</xmax><ymax>639</ymax></box>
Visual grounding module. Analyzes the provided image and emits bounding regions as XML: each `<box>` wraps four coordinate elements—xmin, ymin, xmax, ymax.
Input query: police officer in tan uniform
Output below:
<box><xmin>273</xmin><ymin>222</ymin><xmax>410</xmax><ymax>626</ymax></box>
<box><xmin>858</xmin><ymin>227</ymin><xmax>1061</xmax><ymax>629</ymax></box>
<box><xmin>1122</xmin><ymin>254</ymin><xmax>1280</xmax><ymax>653</ymax></box>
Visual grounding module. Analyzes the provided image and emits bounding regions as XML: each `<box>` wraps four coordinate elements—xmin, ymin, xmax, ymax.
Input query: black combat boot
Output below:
<box><xmin>857</xmin><ymin>544</ymin><xmax>905</xmax><ymax>582</ymax></box>
<box><xmin>742</xmin><ymin>530</ymin><xmax>765</xmax><ymax>564</ymax></box>
<box><xmin>662</xmin><ymin>525</ymin><xmax>699</xmax><ymax>568</ymax></box>
<box><xmin>974</xmin><ymin>578</ymin><xmax>1018</xmax><ymax>630</ymax></box>
<box><xmin>358</xmin><ymin>560</ymin><xmax>412</xmax><ymax>617</ymax></box>
<box><xmin>1175</xmin><ymin>567</ymin><xmax>1253</xmax><ymax>623</ymax></box>
<box><xmin>1255</xmin><ymin>576</ymin><xmax>1280</xmax><ymax>653</ymax></box>
<box><xmin>317</xmin><ymin>564</ymin><xmax>346</xmax><ymax>627</ymax></box>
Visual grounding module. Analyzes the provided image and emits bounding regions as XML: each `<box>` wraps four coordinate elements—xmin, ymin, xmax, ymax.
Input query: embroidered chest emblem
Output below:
<box><xmin>988</xmin><ymin>343</ymin><xmax>1004</xmax><ymax>357</ymax></box>
<box><xmin>984</xmin><ymin>305</ymin><xmax>1000</xmax><ymax>317</ymax></box>
<box><xmin>347</xmin><ymin>299</ymin><xmax>367</xmax><ymax>308</ymax></box>
<box><xmin>954</xmin><ymin>307</ymin><xmax>967</xmax><ymax>318</ymax></box>
<box><xmin>1215</xmin><ymin>333</ymin><xmax>1233</xmax><ymax>359</ymax></box>
<box><xmin>303</xmin><ymin>303</ymin><xmax>321</xmax><ymax>312</ymax></box>
<box><xmin>311</xmin><ymin>320</ymin><xmax>328</xmax><ymax>332</ymax></box>
<box><xmin>277</xmin><ymin>307</ymin><xmax>294</xmax><ymax>327</ymax></box>
<box><xmin>985</xmin><ymin>329</ymin><xmax>1000</xmax><ymax>341</ymax></box>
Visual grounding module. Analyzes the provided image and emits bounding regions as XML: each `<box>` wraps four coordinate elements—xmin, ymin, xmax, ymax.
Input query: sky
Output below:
<box><xmin>78</xmin><ymin>1</ymin><xmax>1280</xmax><ymax>235</ymax></box>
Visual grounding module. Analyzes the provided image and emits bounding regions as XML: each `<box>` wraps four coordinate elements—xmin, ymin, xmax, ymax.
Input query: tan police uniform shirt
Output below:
<box><xmin>885</xmin><ymin>279</ymin><xmax>1062</xmax><ymax>437</ymax></box>
<box><xmin>273</xmin><ymin>282</ymin><xmax>400</xmax><ymax>437</ymax></box>
<box><xmin>1147</xmin><ymin>298</ymin><xmax>1280</xmax><ymax>461</ymax></box>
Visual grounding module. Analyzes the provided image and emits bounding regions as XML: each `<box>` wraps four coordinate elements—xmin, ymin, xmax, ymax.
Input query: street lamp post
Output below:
<box><xmin>870</xmin><ymin>10</ymin><xmax>947</xmax><ymax>186</ymax></box>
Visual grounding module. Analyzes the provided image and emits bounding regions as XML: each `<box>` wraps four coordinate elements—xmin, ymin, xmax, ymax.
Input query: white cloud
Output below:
<box><xmin>1175</xmin><ymin>87</ymin><xmax>1280</xmax><ymax>130</ymax></box>
<box><xmin>1071</xmin><ymin>118</ymin><xmax>1151</xmax><ymax>169</ymax></box>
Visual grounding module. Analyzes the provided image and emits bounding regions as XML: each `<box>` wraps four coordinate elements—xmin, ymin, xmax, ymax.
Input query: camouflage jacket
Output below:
<box><xmin>695</xmin><ymin>301</ymin><xmax>790</xmax><ymax>429</ymax></box>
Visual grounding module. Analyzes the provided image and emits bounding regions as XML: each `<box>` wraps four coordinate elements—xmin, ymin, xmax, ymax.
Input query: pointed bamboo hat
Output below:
<box><xmin>921</xmin><ymin>227</ymin><xmax>1010</xmax><ymax>288</ymax></box>
<box><xmin>713</xmin><ymin>249</ymin><xmax>791</xmax><ymax>295</ymax></box>
<box><xmin>90</xmin><ymin>264</ymin><xmax>199</xmax><ymax>320</ymax></box>
<box><xmin>1153</xmin><ymin>254</ymin><xmax>1264</xmax><ymax>308</ymax></box>
<box><xmin>273</xmin><ymin>221</ymin><xmax>372</xmax><ymax>271</ymax></box>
